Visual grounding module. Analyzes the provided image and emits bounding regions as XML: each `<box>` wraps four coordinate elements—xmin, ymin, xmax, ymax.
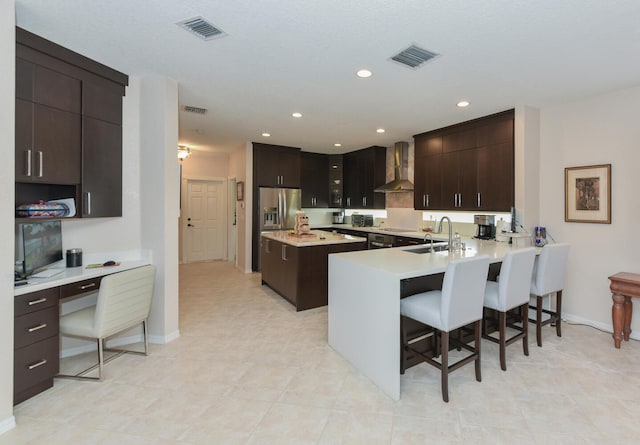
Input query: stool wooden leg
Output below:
<box><xmin>474</xmin><ymin>320</ymin><xmax>482</xmax><ymax>383</ymax></box>
<box><xmin>441</xmin><ymin>331</ymin><xmax>449</xmax><ymax>403</ymax></box>
<box><xmin>499</xmin><ymin>311</ymin><xmax>507</xmax><ymax>371</ymax></box>
<box><xmin>555</xmin><ymin>290</ymin><xmax>562</xmax><ymax>338</ymax></box>
<box><xmin>522</xmin><ymin>303</ymin><xmax>529</xmax><ymax>357</ymax></box>
<box><xmin>536</xmin><ymin>295</ymin><xmax>543</xmax><ymax>347</ymax></box>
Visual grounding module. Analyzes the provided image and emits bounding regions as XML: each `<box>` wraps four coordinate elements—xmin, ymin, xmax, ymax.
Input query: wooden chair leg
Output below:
<box><xmin>474</xmin><ymin>320</ymin><xmax>481</xmax><ymax>383</ymax></box>
<box><xmin>441</xmin><ymin>331</ymin><xmax>449</xmax><ymax>403</ymax></box>
<box><xmin>555</xmin><ymin>290</ymin><xmax>563</xmax><ymax>338</ymax></box>
<box><xmin>499</xmin><ymin>311</ymin><xmax>507</xmax><ymax>371</ymax></box>
<box><xmin>400</xmin><ymin>316</ymin><xmax>407</xmax><ymax>374</ymax></box>
<box><xmin>536</xmin><ymin>295</ymin><xmax>543</xmax><ymax>347</ymax></box>
<box><xmin>522</xmin><ymin>303</ymin><xmax>529</xmax><ymax>357</ymax></box>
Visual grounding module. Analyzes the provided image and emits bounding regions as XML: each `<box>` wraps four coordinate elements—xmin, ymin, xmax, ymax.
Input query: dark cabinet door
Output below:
<box><xmin>328</xmin><ymin>155</ymin><xmax>343</xmax><ymax>208</ymax></box>
<box><xmin>458</xmin><ymin>149</ymin><xmax>479</xmax><ymax>210</ymax></box>
<box><xmin>82</xmin><ymin>117</ymin><xmax>122</xmax><ymax>217</ymax></box>
<box><xmin>16</xmin><ymin>99</ymin><xmax>81</xmax><ymax>185</ymax></box>
<box><xmin>476</xmin><ymin>142</ymin><xmax>514</xmax><ymax>211</ymax></box>
<box><xmin>301</xmin><ymin>152</ymin><xmax>328</xmax><ymax>208</ymax></box>
<box><xmin>254</xmin><ymin>144</ymin><xmax>301</xmax><ymax>188</ymax></box>
<box><xmin>343</xmin><ymin>146</ymin><xmax>386</xmax><ymax>209</ymax></box>
<box><xmin>414</xmin><ymin>155</ymin><xmax>442</xmax><ymax>210</ymax></box>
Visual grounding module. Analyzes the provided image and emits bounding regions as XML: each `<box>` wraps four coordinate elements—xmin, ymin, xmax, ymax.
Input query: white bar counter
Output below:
<box><xmin>328</xmin><ymin>238</ymin><xmax>536</xmax><ymax>400</ymax></box>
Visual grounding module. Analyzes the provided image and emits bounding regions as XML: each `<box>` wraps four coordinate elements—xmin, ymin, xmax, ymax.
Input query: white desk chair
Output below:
<box><xmin>483</xmin><ymin>248</ymin><xmax>536</xmax><ymax>371</ymax></box>
<box><xmin>530</xmin><ymin>243</ymin><xmax>570</xmax><ymax>346</ymax></box>
<box><xmin>400</xmin><ymin>255</ymin><xmax>490</xmax><ymax>403</ymax></box>
<box><xmin>58</xmin><ymin>265</ymin><xmax>156</xmax><ymax>381</ymax></box>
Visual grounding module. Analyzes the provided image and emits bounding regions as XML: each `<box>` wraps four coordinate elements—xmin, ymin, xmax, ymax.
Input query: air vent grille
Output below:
<box><xmin>177</xmin><ymin>16</ymin><xmax>226</xmax><ymax>41</ymax></box>
<box><xmin>182</xmin><ymin>105</ymin><xmax>208</xmax><ymax>115</ymax></box>
<box><xmin>391</xmin><ymin>45</ymin><xmax>439</xmax><ymax>69</ymax></box>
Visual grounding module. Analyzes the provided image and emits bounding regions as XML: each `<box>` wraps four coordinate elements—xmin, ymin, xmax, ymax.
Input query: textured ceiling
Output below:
<box><xmin>15</xmin><ymin>0</ymin><xmax>640</xmax><ymax>154</ymax></box>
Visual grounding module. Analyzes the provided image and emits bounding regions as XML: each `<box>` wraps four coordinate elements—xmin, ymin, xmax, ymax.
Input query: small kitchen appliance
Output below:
<box><xmin>534</xmin><ymin>226</ymin><xmax>547</xmax><ymax>247</ymax></box>
<box><xmin>351</xmin><ymin>214</ymin><xmax>373</xmax><ymax>227</ymax></box>
<box><xmin>332</xmin><ymin>211</ymin><xmax>345</xmax><ymax>224</ymax></box>
<box><xmin>474</xmin><ymin>214</ymin><xmax>496</xmax><ymax>240</ymax></box>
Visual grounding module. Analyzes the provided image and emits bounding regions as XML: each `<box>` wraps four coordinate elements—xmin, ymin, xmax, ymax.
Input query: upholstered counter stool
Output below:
<box><xmin>58</xmin><ymin>265</ymin><xmax>156</xmax><ymax>381</ymax></box>
<box><xmin>529</xmin><ymin>243</ymin><xmax>570</xmax><ymax>347</ymax></box>
<box><xmin>483</xmin><ymin>248</ymin><xmax>536</xmax><ymax>371</ymax></box>
<box><xmin>400</xmin><ymin>255</ymin><xmax>490</xmax><ymax>402</ymax></box>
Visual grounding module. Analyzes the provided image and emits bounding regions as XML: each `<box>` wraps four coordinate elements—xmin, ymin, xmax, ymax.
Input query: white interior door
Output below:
<box><xmin>185</xmin><ymin>179</ymin><xmax>225</xmax><ymax>262</ymax></box>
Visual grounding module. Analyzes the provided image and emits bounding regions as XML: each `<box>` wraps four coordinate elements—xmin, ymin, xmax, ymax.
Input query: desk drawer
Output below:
<box><xmin>14</xmin><ymin>336</ymin><xmax>59</xmax><ymax>395</ymax></box>
<box><xmin>15</xmin><ymin>288</ymin><xmax>59</xmax><ymax>317</ymax></box>
<box><xmin>14</xmin><ymin>307</ymin><xmax>59</xmax><ymax>350</ymax></box>
<box><xmin>60</xmin><ymin>276</ymin><xmax>102</xmax><ymax>298</ymax></box>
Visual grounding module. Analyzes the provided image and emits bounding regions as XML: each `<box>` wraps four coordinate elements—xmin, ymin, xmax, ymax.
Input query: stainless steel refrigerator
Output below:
<box><xmin>255</xmin><ymin>187</ymin><xmax>301</xmax><ymax>270</ymax></box>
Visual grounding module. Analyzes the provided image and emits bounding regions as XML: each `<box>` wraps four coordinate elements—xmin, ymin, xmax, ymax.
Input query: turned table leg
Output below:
<box><xmin>612</xmin><ymin>293</ymin><xmax>625</xmax><ymax>348</ymax></box>
<box><xmin>623</xmin><ymin>296</ymin><xmax>633</xmax><ymax>341</ymax></box>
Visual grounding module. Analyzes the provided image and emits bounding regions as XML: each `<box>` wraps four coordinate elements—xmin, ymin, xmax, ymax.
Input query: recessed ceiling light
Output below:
<box><xmin>292</xmin><ymin>112</ymin><xmax>303</xmax><ymax>118</ymax></box>
<box><xmin>356</xmin><ymin>69</ymin><xmax>373</xmax><ymax>78</ymax></box>
<box><xmin>376</xmin><ymin>128</ymin><xmax>385</xmax><ymax>134</ymax></box>
<box><xmin>262</xmin><ymin>132</ymin><xmax>271</xmax><ymax>137</ymax></box>
<box><xmin>457</xmin><ymin>101</ymin><xmax>470</xmax><ymax>108</ymax></box>
<box><xmin>334</xmin><ymin>143</ymin><xmax>341</xmax><ymax>147</ymax></box>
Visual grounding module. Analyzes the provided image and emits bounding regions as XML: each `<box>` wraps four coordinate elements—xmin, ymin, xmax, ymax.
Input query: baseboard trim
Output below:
<box><xmin>0</xmin><ymin>416</ymin><xmax>16</xmax><ymax>436</ymax></box>
<box><xmin>563</xmin><ymin>312</ymin><xmax>640</xmax><ymax>341</ymax></box>
<box><xmin>61</xmin><ymin>330</ymin><xmax>181</xmax><ymax>357</ymax></box>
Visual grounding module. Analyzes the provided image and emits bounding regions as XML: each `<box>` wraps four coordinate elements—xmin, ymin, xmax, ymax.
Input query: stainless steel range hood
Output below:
<box><xmin>375</xmin><ymin>141</ymin><xmax>414</xmax><ymax>193</ymax></box>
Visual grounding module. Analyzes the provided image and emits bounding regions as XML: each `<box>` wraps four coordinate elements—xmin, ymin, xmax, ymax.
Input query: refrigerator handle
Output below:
<box><xmin>281</xmin><ymin>189</ymin><xmax>288</xmax><ymax>226</ymax></box>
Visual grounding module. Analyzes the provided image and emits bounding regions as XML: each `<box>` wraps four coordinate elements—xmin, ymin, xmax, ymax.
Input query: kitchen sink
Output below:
<box><xmin>404</xmin><ymin>243</ymin><xmax>449</xmax><ymax>253</ymax></box>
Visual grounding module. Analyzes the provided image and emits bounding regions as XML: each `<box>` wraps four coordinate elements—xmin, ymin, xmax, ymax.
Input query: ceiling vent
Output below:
<box><xmin>177</xmin><ymin>16</ymin><xmax>226</xmax><ymax>41</ymax></box>
<box><xmin>390</xmin><ymin>45</ymin><xmax>439</xmax><ymax>69</ymax></box>
<box><xmin>182</xmin><ymin>105</ymin><xmax>208</xmax><ymax>115</ymax></box>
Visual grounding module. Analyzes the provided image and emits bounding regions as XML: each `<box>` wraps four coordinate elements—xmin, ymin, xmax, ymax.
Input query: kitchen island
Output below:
<box><xmin>328</xmin><ymin>238</ymin><xmax>536</xmax><ymax>400</ymax></box>
<box><xmin>261</xmin><ymin>230</ymin><xmax>367</xmax><ymax>311</ymax></box>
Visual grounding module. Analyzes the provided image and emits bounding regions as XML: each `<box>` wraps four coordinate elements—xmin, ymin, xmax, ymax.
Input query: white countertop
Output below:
<box><xmin>261</xmin><ymin>230</ymin><xmax>367</xmax><ymax>247</ymax></box>
<box><xmin>15</xmin><ymin>250</ymin><xmax>152</xmax><ymax>296</ymax></box>
<box><xmin>329</xmin><ymin>237</ymin><xmax>537</xmax><ymax>280</ymax></box>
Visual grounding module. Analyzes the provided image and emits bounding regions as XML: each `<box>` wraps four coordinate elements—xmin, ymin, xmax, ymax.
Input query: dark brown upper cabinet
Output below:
<box><xmin>413</xmin><ymin>109</ymin><xmax>514</xmax><ymax>212</ymax></box>
<box><xmin>301</xmin><ymin>152</ymin><xmax>329</xmax><ymax>208</ymax></box>
<box><xmin>14</xmin><ymin>27</ymin><xmax>128</xmax><ymax>218</ymax></box>
<box><xmin>253</xmin><ymin>143</ymin><xmax>301</xmax><ymax>188</ymax></box>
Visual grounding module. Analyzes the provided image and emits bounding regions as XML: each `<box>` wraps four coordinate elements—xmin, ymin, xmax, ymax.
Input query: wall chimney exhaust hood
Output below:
<box><xmin>375</xmin><ymin>141</ymin><xmax>414</xmax><ymax>193</ymax></box>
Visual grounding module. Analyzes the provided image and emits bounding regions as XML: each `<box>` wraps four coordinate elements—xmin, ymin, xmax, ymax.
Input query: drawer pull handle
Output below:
<box><xmin>27</xmin><ymin>323</ymin><xmax>48</xmax><ymax>333</ymax></box>
<box><xmin>28</xmin><ymin>298</ymin><xmax>47</xmax><ymax>306</ymax></box>
<box><xmin>80</xmin><ymin>283</ymin><xmax>96</xmax><ymax>290</ymax></box>
<box><xmin>27</xmin><ymin>359</ymin><xmax>47</xmax><ymax>370</ymax></box>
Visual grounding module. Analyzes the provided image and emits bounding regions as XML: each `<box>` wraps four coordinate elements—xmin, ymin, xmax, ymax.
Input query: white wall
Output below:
<box><xmin>540</xmin><ymin>85</ymin><xmax>640</xmax><ymax>333</ymax></box>
<box><xmin>0</xmin><ymin>0</ymin><xmax>16</xmax><ymax>434</ymax></box>
<box><xmin>139</xmin><ymin>77</ymin><xmax>180</xmax><ymax>343</ymax></box>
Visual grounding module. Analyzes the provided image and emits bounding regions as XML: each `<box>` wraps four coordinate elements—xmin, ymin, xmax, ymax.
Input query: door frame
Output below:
<box><xmin>180</xmin><ymin>175</ymin><xmax>228</xmax><ymax>264</ymax></box>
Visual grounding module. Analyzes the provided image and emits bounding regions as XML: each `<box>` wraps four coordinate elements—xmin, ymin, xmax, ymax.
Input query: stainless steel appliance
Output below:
<box><xmin>332</xmin><ymin>211</ymin><xmax>345</xmax><ymax>224</ymax></box>
<box><xmin>368</xmin><ymin>233</ymin><xmax>395</xmax><ymax>249</ymax></box>
<box><xmin>257</xmin><ymin>187</ymin><xmax>301</xmax><ymax>269</ymax></box>
<box><xmin>351</xmin><ymin>214</ymin><xmax>373</xmax><ymax>227</ymax></box>
<box><xmin>474</xmin><ymin>214</ymin><xmax>496</xmax><ymax>240</ymax></box>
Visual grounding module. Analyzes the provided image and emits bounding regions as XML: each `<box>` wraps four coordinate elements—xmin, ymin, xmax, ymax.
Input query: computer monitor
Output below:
<box><xmin>17</xmin><ymin>220</ymin><xmax>63</xmax><ymax>278</ymax></box>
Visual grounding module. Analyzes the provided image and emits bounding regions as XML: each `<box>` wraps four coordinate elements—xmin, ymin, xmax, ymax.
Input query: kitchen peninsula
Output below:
<box><xmin>327</xmin><ymin>238</ymin><xmax>535</xmax><ymax>400</ymax></box>
<box><xmin>261</xmin><ymin>230</ymin><xmax>366</xmax><ymax>311</ymax></box>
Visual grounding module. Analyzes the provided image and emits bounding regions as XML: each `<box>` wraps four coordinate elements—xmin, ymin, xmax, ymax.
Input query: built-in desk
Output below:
<box><xmin>13</xmin><ymin>256</ymin><xmax>151</xmax><ymax>405</ymax></box>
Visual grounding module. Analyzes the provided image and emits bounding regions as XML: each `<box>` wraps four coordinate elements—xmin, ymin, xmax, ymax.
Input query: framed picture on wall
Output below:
<box><xmin>237</xmin><ymin>181</ymin><xmax>244</xmax><ymax>201</ymax></box>
<box><xmin>565</xmin><ymin>164</ymin><xmax>611</xmax><ymax>223</ymax></box>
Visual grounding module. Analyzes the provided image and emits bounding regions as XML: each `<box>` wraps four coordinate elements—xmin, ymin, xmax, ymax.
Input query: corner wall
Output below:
<box><xmin>139</xmin><ymin>77</ymin><xmax>180</xmax><ymax>343</ymax></box>
<box><xmin>0</xmin><ymin>0</ymin><xmax>16</xmax><ymax>434</ymax></box>
<box><xmin>539</xmin><ymin>85</ymin><xmax>640</xmax><ymax>333</ymax></box>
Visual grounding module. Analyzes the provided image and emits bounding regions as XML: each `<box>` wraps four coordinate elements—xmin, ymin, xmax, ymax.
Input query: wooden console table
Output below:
<box><xmin>608</xmin><ymin>272</ymin><xmax>640</xmax><ymax>348</ymax></box>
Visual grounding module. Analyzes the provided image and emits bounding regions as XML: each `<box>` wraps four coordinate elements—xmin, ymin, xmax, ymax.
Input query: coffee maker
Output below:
<box><xmin>474</xmin><ymin>215</ymin><xmax>496</xmax><ymax>240</ymax></box>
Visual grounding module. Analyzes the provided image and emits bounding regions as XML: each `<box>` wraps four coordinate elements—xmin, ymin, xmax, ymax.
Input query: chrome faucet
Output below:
<box><xmin>424</xmin><ymin>233</ymin><xmax>434</xmax><ymax>253</ymax></box>
<box><xmin>437</xmin><ymin>216</ymin><xmax>453</xmax><ymax>251</ymax></box>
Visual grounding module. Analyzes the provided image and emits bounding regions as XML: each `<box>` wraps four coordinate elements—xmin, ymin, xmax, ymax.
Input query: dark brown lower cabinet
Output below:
<box><xmin>14</xmin><ymin>287</ymin><xmax>60</xmax><ymax>405</ymax></box>
<box><xmin>261</xmin><ymin>237</ymin><xmax>367</xmax><ymax>311</ymax></box>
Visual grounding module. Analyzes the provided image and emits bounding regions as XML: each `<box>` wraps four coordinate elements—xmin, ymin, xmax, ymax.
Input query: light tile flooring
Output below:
<box><xmin>3</xmin><ymin>260</ymin><xmax>640</xmax><ymax>444</ymax></box>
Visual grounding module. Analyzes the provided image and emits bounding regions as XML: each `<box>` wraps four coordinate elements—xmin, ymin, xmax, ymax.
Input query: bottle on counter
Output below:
<box><xmin>453</xmin><ymin>232</ymin><xmax>462</xmax><ymax>252</ymax></box>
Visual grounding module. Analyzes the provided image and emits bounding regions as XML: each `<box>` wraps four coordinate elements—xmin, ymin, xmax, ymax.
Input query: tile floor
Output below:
<box><xmin>3</xmin><ymin>260</ymin><xmax>640</xmax><ymax>444</ymax></box>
